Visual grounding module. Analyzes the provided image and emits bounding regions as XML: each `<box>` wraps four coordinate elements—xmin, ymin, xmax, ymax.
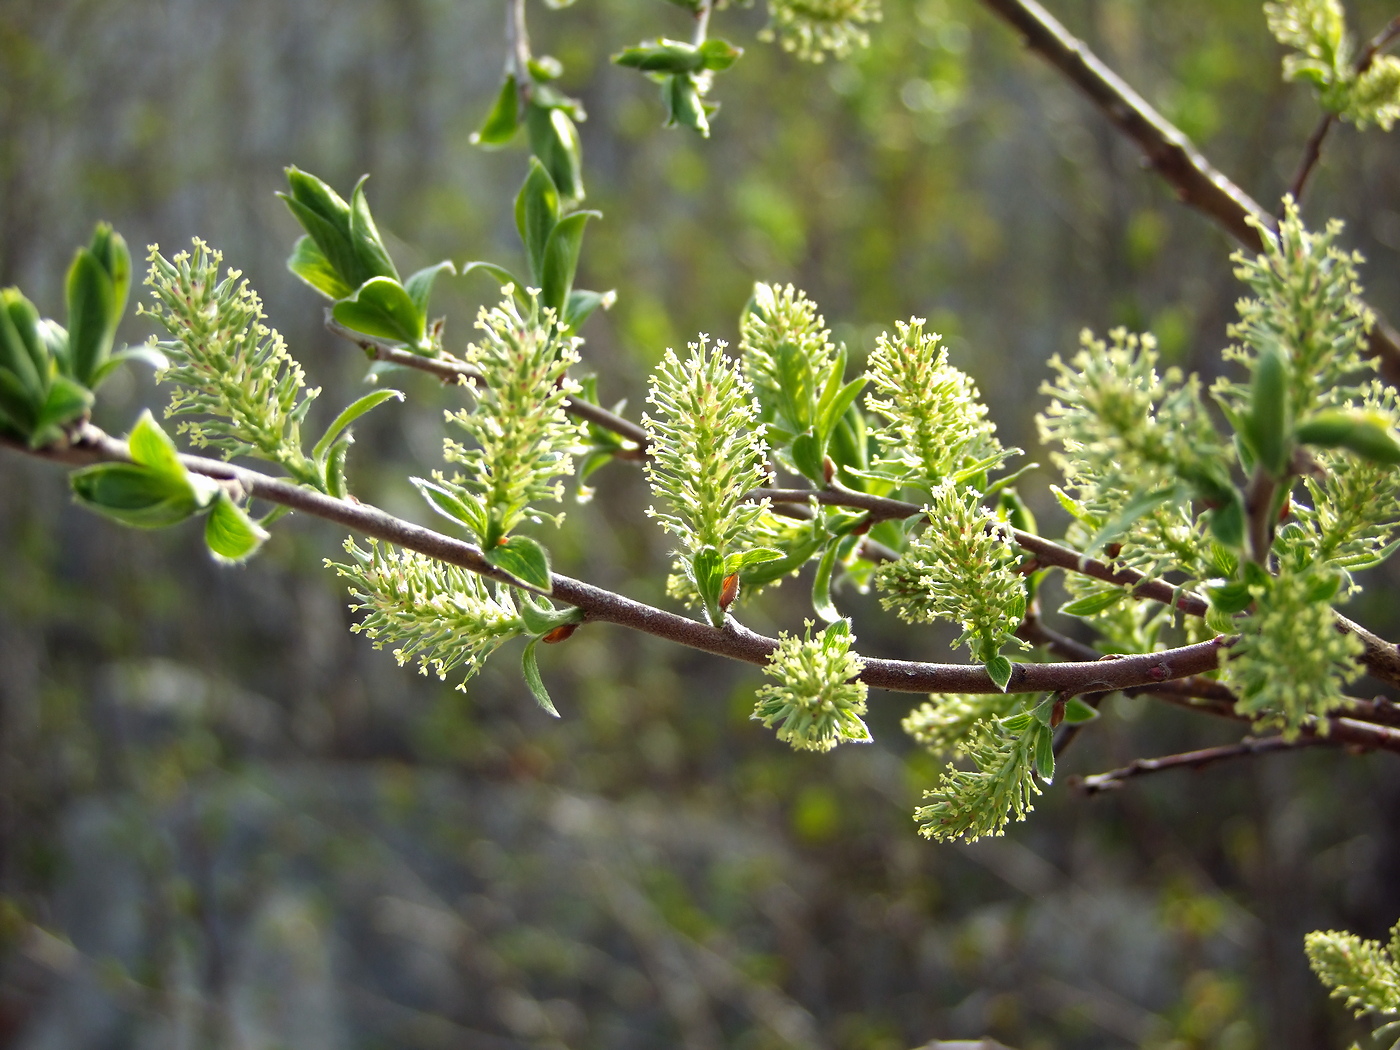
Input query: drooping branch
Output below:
<box><xmin>10</xmin><ymin>424</ymin><xmax>1240</xmax><ymax>698</ymax></box>
<box><xmin>973</xmin><ymin>0</ymin><xmax>1400</xmax><ymax>382</ymax></box>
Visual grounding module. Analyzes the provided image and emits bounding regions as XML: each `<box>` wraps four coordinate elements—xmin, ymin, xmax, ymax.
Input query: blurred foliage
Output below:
<box><xmin>0</xmin><ymin>0</ymin><xmax>1399</xmax><ymax>1047</ymax></box>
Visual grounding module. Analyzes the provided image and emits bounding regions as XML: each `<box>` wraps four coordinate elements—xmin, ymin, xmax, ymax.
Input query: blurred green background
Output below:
<box><xmin>2</xmin><ymin>0</ymin><xmax>1400</xmax><ymax>1047</ymax></box>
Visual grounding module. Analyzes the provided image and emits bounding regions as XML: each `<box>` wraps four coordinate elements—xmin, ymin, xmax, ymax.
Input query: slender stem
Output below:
<box><xmin>326</xmin><ymin>314</ymin><xmax>648</xmax><ymax>458</ymax></box>
<box><xmin>1283</xmin><ymin>15</ymin><xmax>1400</xmax><ymax>210</ymax></box>
<box><xmin>691</xmin><ymin>0</ymin><xmax>714</xmax><ymax>47</ymax></box>
<box><xmin>972</xmin><ymin>0</ymin><xmax>1400</xmax><ymax>383</ymax></box>
<box><xmin>1244</xmin><ymin>465</ymin><xmax>1278</xmax><ymax>567</ymax></box>
<box><xmin>506</xmin><ymin>0</ymin><xmax>531</xmax><ymax>84</ymax></box>
<box><xmin>1070</xmin><ymin>735</ymin><xmax>1325</xmax><ymax>795</ymax></box>
<box><xmin>1285</xmin><ymin>115</ymin><xmax>1334</xmax><ymax>209</ymax></box>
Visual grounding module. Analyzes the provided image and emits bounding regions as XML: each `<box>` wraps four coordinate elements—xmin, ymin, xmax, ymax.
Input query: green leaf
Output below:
<box><xmin>775</xmin><ymin>341</ymin><xmax>818</xmax><ymax>432</ymax></box>
<box><xmin>563</xmin><ymin>288</ymin><xmax>617</xmax><ymax>331</ymax></box>
<box><xmin>312</xmin><ymin>388</ymin><xmax>404</xmax><ymax>463</ymax></box>
<box><xmin>817</xmin><ymin>377</ymin><xmax>866</xmax><ymax>447</ymax></box>
<box><xmin>287</xmin><ymin>235</ymin><xmax>354</xmax><ymax>301</ymax></box>
<box><xmin>663</xmin><ymin>73</ymin><xmax>711</xmax><ymax>137</ymax></box>
<box><xmin>811</xmin><ymin>541</ymin><xmax>841</xmax><ymax>623</ymax></box>
<box><xmin>70</xmin><ymin>463</ymin><xmax>206</xmax><ymax>528</ymax></box>
<box><xmin>128</xmin><ymin>409</ymin><xmax>190</xmax><ymax>480</ymax></box>
<box><xmin>691</xmin><ymin>546</ymin><xmax>725</xmax><ymax>626</ymax></box>
<box><xmin>404</xmin><ymin>260</ymin><xmax>455</xmax><ymax>318</ymax></box>
<box><xmin>1082</xmin><ymin>485</ymin><xmax>1179</xmax><ymax>555</ymax></box>
<box><xmin>65</xmin><ymin>246</ymin><xmax>118</xmax><ymax>386</ymax></box>
<box><xmin>461</xmin><ymin>261</ymin><xmax>525</xmax><ymax>297</ymax></box>
<box><xmin>0</xmin><ymin>369</ymin><xmax>35</xmax><ymax>434</ymax></box>
<box><xmin>1245</xmin><ymin>341</ymin><xmax>1290</xmax><ymax>478</ymax></box>
<box><xmin>514</xmin><ymin>157</ymin><xmax>561</xmax><ymax>284</ymax></box>
<box><xmin>1061</xmin><ymin>697</ymin><xmax>1099</xmax><ymax>724</ymax></box>
<box><xmin>487</xmin><ymin>534</ymin><xmax>553</xmax><ymax>591</ymax></box>
<box><xmin>204</xmin><ymin>491</ymin><xmax>270</xmax><ymax>563</ymax></box>
<box><xmin>985</xmin><ymin>655</ymin><xmax>1014</xmax><ymax>692</ymax></box>
<box><xmin>411</xmin><ymin>476</ymin><xmax>486</xmax><ymax>537</ymax></box>
<box><xmin>279</xmin><ymin>168</ymin><xmax>359</xmax><ymax>286</ymax></box>
<box><xmin>30</xmin><ymin>375</ymin><xmax>93</xmax><ymax>447</ymax></box>
<box><xmin>1297</xmin><ymin>411</ymin><xmax>1400</xmax><ymax>465</ymax></box>
<box><xmin>332</xmin><ymin>277</ymin><xmax>425</xmax><ymax>349</ymax></box>
<box><xmin>613</xmin><ymin>39</ymin><xmax>705</xmax><ymax>74</ymax></box>
<box><xmin>518</xmin><ymin>594</ymin><xmax>584</xmax><ymax>636</ymax></box>
<box><xmin>323</xmin><ymin>437</ymin><xmax>352</xmax><ymax>499</ymax></box>
<box><xmin>87</xmin><ymin>223</ymin><xmax>130</xmax><ymax>318</ymax></box>
<box><xmin>1207</xmin><ymin>578</ymin><xmax>1254</xmax><ymax>615</ymax></box>
<box><xmin>0</xmin><ymin>289</ymin><xmax>46</xmax><ymax>398</ymax></box>
<box><xmin>471</xmin><ymin>74</ymin><xmax>521</xmax><ymax>148</ymax></box>
<box><xmin>1206</xmin><ymin>489</ymin><xmax>1246</xmax><ymax>549</ymax></box>
<box><xmin>1032</xmin><ymin>723</ymin><xmax>1055</xmax><ymax>783</ymax></box>
<box><xmin>1059</xmin><ymin>590</ymin><xmax>1125</xmax><ymax>617</ymax></box>
<box><xmin>347</xmin><ymin>175</ymin><xmax>400</xmax><ymax>282</ymax></box>
<box><xmin>790</xmin><ymin>432</ymin><xmax>825</xmax><ymax>482</ymax></box>
<box><xmin>722</xmin><ymin>547</ymin><xmax>785</xmax><ymax>576</ymax></box>
<box><xmin>521</xmin><ymin>637</ymin><xmax>560</xmax><ymax>717</ymax></box>
<box><xmin>698</xmin><ymin>38</ymin><xmax>742</xmax><ymax>71</ymax></box>
<box><xmin>540</xmin><ymin>210</ymin><xmax>598</xmax><ymax>315</ymax></box>
<box><xmin>526</xmin><ymin>104</ymin><xmax>585</xmax><ymax>203</ymax></box>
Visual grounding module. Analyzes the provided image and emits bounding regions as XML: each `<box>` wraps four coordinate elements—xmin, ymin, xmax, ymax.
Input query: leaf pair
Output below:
<box><xmin>71</xmin><ymin>411</ymin><xmax>268</xmax><ymax>563</ymax></box>
<box><xmin>281</xmin><ymin>168</ymin><xmax>451</xmax><ymax>353</ymax></box>
<box><xmin>463</xmin><ymin>159</ymin><xmax>614</xmax><ymax>335</ymax></box>
<box><xmin>0</xmin><ymin>224</ymin><xmax>142</xmax><ymax>447</ymax></box>
<box><xmin>612</xmin><ymin>38</ymin><xmax>743</xmax><ymax>138</ymax></box>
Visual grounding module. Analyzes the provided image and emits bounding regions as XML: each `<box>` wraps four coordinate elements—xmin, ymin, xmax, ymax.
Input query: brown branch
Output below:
<box><xmin>1285</xmin><ymin>15</ymin><xmax>1400</xmax><ymax>209</ymax></box>
<box><xmin>1069</xmin><ymin>735</ymin><xmax>1326</xmax><ymax>795</ymax></box>
<box><xmin>973</xmin><ymin>0</ymin><xmax>1400</xmax><ymax>384</ymax></box>
<box><xmin>325</xmin><ymin>314</ymin><xmax>649</xmax><ymax>459</ymax></box>
<box><xmin>10</xmin><ymin>426</ymin><xmax>1237</xmax><ymax>698</ymax></box>
<box><xmin>753</xmin><ymin>485</ymin><xmax>1400</xmax><ymax>689</ymax></box>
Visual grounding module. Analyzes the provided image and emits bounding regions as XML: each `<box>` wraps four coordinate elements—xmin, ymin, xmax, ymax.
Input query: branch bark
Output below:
<box><xmin>973</xmin><ymin>0</ymin><xmax>1400</xmax><ymax>383</ymax></box>
<box><xmin>10</xmin><ymin>426</ymin><xmax>1234</xmax><ymax>698</ymax></box>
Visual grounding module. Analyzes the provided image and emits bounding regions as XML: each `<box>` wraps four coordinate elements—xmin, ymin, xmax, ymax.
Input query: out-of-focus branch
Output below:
<box><xmin>973</xmin><ymin>0</ymin><xmax>1400</xmax><ymax>383</ymax></box>
<box><xmin>1286</xmin><ymin>15</ymin><xmax>1400</xmax><ymax>208</ymax></box>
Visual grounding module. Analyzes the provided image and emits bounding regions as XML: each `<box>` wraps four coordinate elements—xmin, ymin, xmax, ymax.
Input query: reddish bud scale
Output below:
<box><xmin>719</xmin><ymin>573</ymin><xmax>740</xmax><ymax>609</ymax></box>
<box><xmin>542</xmin><ymin>623</ymin><xmax>578</xmax><ymax>644</ymax></box>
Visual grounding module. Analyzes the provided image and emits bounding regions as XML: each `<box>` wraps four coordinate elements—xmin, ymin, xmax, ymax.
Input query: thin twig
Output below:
<box><xmin>691</xmin><ymin>0</ymin><xmax>714</xmax><ymax>47</ymax></box>
<box><xmin>326</xmin><ymin>314</ymin><xmax>648</xmax><ymax>459</ymax></box>
<box><xmin>1285</xmin><ymin>15</ymin><xmax>1400</xmax><ymax>208</ymax></box>
<box><xmin>973</xmin><ymin>0</ymin><xmax>1400</xmax><ymax>383</ymax></box>
<box><xmin>1284</xmin><ymin>115</ymin><xmax>1334</xmax><ymax>208</ymax></box>
<box><xmin>1069</xmin><ymin>735</ymin><xmax>1325</xmax><ymax>795</ymax></box>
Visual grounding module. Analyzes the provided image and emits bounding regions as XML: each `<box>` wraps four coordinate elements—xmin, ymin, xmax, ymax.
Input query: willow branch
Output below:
<box><xmin>752</xmin><ymin>484</ymin><xmax>1400</xmax><ymax>689</ymax></box>
<box><xmin>9</xmin><ymin>426</ymin><xmax>1238</xmax><ymax>697</ymax></box>
<box><xmin>1286</xmin><ymin>15</ymin><xmax>1400</xmax><ymax>208</ymax></box>
<box><xmin>325</xmin><ymin>314</ymin><xmax>648</xmax><ymax>459</ymax></box>
<box><xmin>1070</xmin><ymin>735</ymin><xmax>1326</xmax><ymax>795</ymax></box>
<box><xmin>973</xmin><ymin>0</ymin><xmax>1400</xmax><ymax>383</ymax></box>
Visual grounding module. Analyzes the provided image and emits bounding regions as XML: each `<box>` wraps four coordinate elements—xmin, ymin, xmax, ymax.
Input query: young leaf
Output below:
<box><xmin>521</xmin><ymin>637</ymin><xmax>561</xmax><ymax>717</ymax></box>
<box><xmin>31</xmin><ymin>375</ymin><xmax>94</xmax><ymax>447</ymax></box>
<box><xmin>985</xmin><ymin>654</ymin><xmax>1014</xmax><ymax>692</ymax></box>
<box><xmin>539</xmin><ymin>211</ymin><xmax>599</xmax><ymax>315</ymax></box>
<box><xmin>526</xmin><ymin>104</ymin><xmax>585</xmax><ymax>203</ymax></box>
<box><xmin>287</xmin><ymin>235</ymin><xmax>354</xmax><ymax>300</ymax></box>
<box><xmin>1059</xmin><ymin>590</ymin><xmax>1125</xmax><ymax>617</ymax></box>
<box><xmin>613</xmin><ymin>39</ymin><xmax>706</xmax><ymax>74</ymax></box>
<box><xmin>347</xmin><ymin>175</ymin><xmax>401</xmax><ymax>283</ymax></box>
<box><xmin>812</xmin><ymin>542</ymin><xmax>840</xmax><ymax>623</ymax></box>
<box><xmin>1245</xmin><ymin>341</ymin><xmax>1291</xmax><ymax>478</ymax></box>
<box><xmin>312</xmin><ymin>388</ymin><xmax>404</xmax><ymax>464</ymax></box>
<box><xmin>691</xmin><ymin>546</ymin><xmax>725</xmax><ymax>625</ymax></box>
<box><xmin>1297</xmin><ymin>411</ymin><xmax>1400</xmax><ymax>465</ymax></box>
<box><xmin>70</xmin><ymin>463</ymin><xmax>206</xmax><ymax>529</ymax></box>
<box><xmin>790</xmin><ymin>432</ymin><xmax>825</xmax><ymax>481</ymax></box>
<box><xmin>405</xmin><ymin>260</ymin><xmax>455</xmax><ymax>318</ymax></box>
<box><xmin>65</xmin><ymin>240</ymin><xmax>119</xmax><ymax>386</ymax></box>
<box><xmin>331</xmin><ymin>277</ymin><xmax>425</xmax><ymax>350</ymax></box>
<box><xmin>1061</xmin><ymin>697</ymin><xmax>1099</xmax><ymax>724</ymax></box>
<box><xmin>563</xmin><ymin>288</ymin><xmax>617</xmax><ymax>332</ymax></box>
<box><xmin>128</xmin><ymin>409</ymin><xmax>190</xmax><ymax>480</ymax></box>
<box><xmin>204</xmin><ymin>491</ymin><xmax>270</xmax><ymax>563</ymax></box>
<box><xmin>518</xmin><ymin>594</ymin><xmax>584</xmax><ymax>636</ymax></box>
<box><xmin>471</xmin><ymin>74</ymin><xmax>521</xmax><ymax>148</ymax></box>
<box><xmin>515</xmin><ymin>157</ymin><xmax>562</xmax><ymax>283</ymax></box>
<box><xmin>486</xmin><ymin>534</ymin><xmax>553</xmax><ymax>591</ymax></box>
<box><xmin>1032</xmin><ymin>723</ymin><xmax>1055</xmax><ymax>783</ymax></box>
<box><xmin>412</xmin><ymin>475</ymin><xmax>487</xmax><ymax>536</ymax></box>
